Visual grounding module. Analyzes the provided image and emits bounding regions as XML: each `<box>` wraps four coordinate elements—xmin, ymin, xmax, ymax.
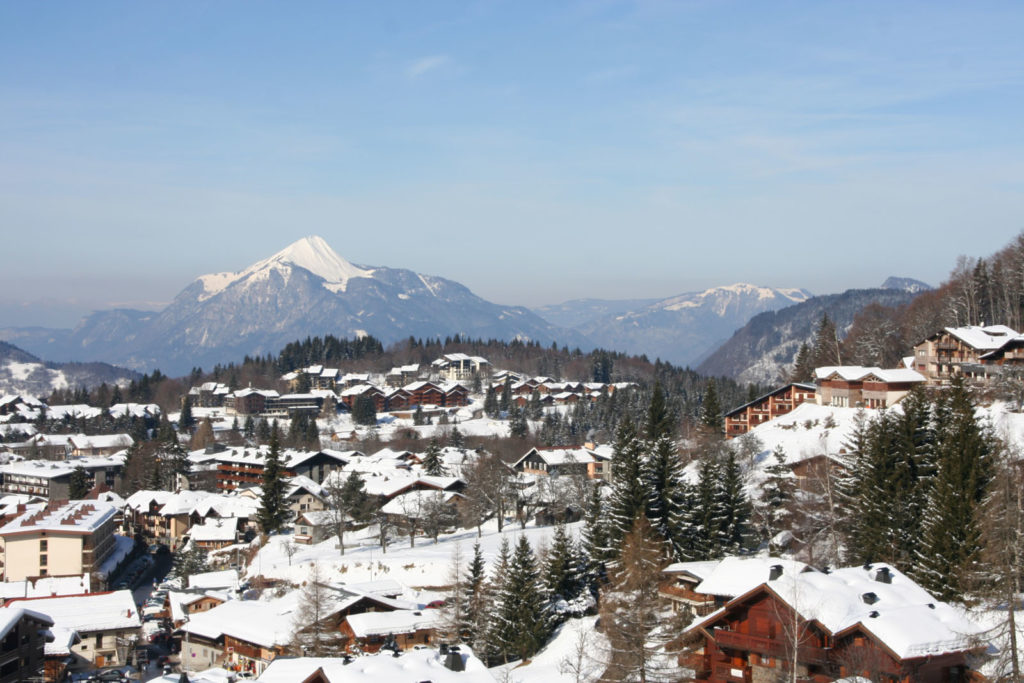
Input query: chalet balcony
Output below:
<box><xmin>713</xmin><ymin>629</ymin><xmax>830</xmax><ymax>666</ymax></box>
<box><xmin>659</xmin><ymin>582</ymin><xmax>716</xmax><ymax>609</ymax></box>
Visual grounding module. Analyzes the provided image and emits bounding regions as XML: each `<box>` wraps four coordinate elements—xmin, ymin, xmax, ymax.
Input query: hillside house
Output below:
<box><xmin>339</xmin><ymin>609</ymin><xmax>441</xmax><ymax>653</ymax></box>
<box><xmin>724</xmin><ymin>383</ymin><xmax>817</xmax><ymax>438</ymax></box>
<box><xmin>684</xmin><ymin>562</ymin><xmax>985</xmax><ymax>683</ymax></box>
<box><xmin>512</xmin><ymin>447</ymin><xmax>596</xmax><ymax>478</ymax></box>
<box><xmin>0</xmin><ymin>456</ymin><xmax>124</xmax><ymax>500</ymax></box>
<box><xmin>912</xmin><ymin>324</ymin><xmax>1022</xmax><ymax>384</ymax></box>
<box><xmin>431</xmin><ymin>354</ymin><xmax>490</xmax><ymax>382</ymax></box>
<box><xmin>814</xmin><ymin>367</ymin><xmax>926</xmax><ymax>409</ymax></box>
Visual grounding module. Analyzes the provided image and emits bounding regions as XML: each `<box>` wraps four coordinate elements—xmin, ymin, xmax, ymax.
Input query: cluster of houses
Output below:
<box><xmin>725</xmin><ymin>323</ymin><xmax>1024</xmax><ymax>437</ymax></box>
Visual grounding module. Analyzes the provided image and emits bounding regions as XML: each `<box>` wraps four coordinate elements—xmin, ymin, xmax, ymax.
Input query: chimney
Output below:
<box><xmin>861</xmin><ymin>592</ymin><xmax>879</xmax><ymax>605</ymax></box>
<box><xmin>868</xmin><ymin>610</ymin><xmax>880</xmax><ymax>618</ymax></box>
<box><xmin>769</xmin><ymin>565</ymin><xmax>784</xmax><ymax>581</ymax></box>
<box><xmin>874</xmin><ymin>567</ymin><xmax>892</xmax><ymax>584</ymax></box>
<box><xmin>444</xmin><ymin>651</ymin><xmax>466</xmax><ymax>672</ymax></box>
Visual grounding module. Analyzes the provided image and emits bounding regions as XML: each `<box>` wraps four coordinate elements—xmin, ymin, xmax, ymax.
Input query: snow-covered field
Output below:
<box><xmin>249</xmin><ymin>518</ymin><xmax>583</xmax><ymax>589</ymax></box>
<box><xmin>492</xmin><ymin>616</ymin><xmax>606</xmax><ymax>683</ymax></box>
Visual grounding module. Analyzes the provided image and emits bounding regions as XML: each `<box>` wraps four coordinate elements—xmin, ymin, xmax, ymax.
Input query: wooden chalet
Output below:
<box><xmin>724</xmin><ymin>383</ymin><xmax>816</xmax><ymax>438</ymax></box>
<box><xmin>684</xmin><ymin>563</ymin><xmax>985</xmax><ymax>683</ymax></box>
<box><xmin>512</xmin><ymin>447</ymin><xmax>595</xmax><ymax>477</ymax></box>
<box><xmin>403</xmin><ymin>382</ymin><xmax>446</xmax><ymax>408</ymax></box>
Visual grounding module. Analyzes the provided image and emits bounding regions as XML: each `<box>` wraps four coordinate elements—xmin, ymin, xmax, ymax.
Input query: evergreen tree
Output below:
<box><xmin>448</xmin><ymin>426</ymin><xmax>465</xmax><ymax>449</ymax></box>
<box><xmin>499</xmin><ymin>381</ymin><xmax>512</xmax><ymax>414</ymax></box>
<box><xmin>810</xmin><ymin>313</ymin><xmax>842</xmax><ymax>369</ymax></box>
<box><xmin>789</xmin><ymin>342</ymin><xmax>814</xmax><ymax>383</ymax></box>
<box><xmin>645</xmin><ymin>383</ymin><xmax>673</xmax><ymax>441</ymax></box>
<box><xmin>483</xmin><ymin>386</ymin><xmax>499</xmax><ymax>418</ymax></box>
<box><xmin>484</xmin><ymin>536</ymin><xmax>514</xmax><ymax>664</ymax></box>
<box><xmin>463</xmin><ymin>541</ymin><xmax>490</xmax><ymax>651</ymax></box>
<box><xmin>914</xmin><ymin>379</ymin><xmax>994</xmax><ymax>601</ymax></box>
<box><xmin>757</xmin><ymin>445</ymin><xmax>793</xmax><ymax>547</ymax></box>
<box><xmin>509</xmin><ymin>406</ymin><xmax>529</xmax><ymax>439</ymax></box>
<box><xmin>493</xmin><ymin>535</ymin><xmax>549</xmax><ymax>663</ymax></box>
<box><xmin>642</xmin><ymin>435</ymin><xmax>690</xmax><ymax>561</ymax></box>
<box><xmin>543</xmin><ymin>523</ymin><xmax>582</xmax><ymax>608</ymax></box>
<box><xmin>69</xmin><ymin>467</ymin><xmax>90</xmax><ymax>499</ymax></box>
<box><xmin>580</xmin><ymin>481</ymin><xmax>609</xmax><ymax>591</ymax></box>
<box><xmin>606</xmin><ymin>419</ymin><xmax>647</xmax><ymax>555</ymax></box>
<box><xmin>713</xmin><ymin>451</ymin><xmax>750</xmax><ymax>556</ymax></box>
<box><xmin>179</xmin><ymin>395</ymin><xmax>196</xmax><ymax>433</ymax></box>
<box><xmin>699</xmin><ymin>380</ymin><xmax>724</xmax><ymax>434</ymax></box>
<box><xmin>352</xmin><ymin>395</ymin><xmax>377</xmax><ymax>426</ymax></box>
<box><xmin>422</xmin><ymin>439</ymin><xmax>446</xmax><ymax>476</ymax></box>
<box><xmin>258</xmin><ymin>426</ymin><xmax>289</xmax><ymax>534</ymax></box>
<box><xmin>326</xmin><ymin>471</ymin><xmax>370</xmax><ymax>555</ymax></box>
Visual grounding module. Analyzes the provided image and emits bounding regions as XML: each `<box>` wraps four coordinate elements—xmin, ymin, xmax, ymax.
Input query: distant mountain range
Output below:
<box><xmin>0</xmin><ymin>237</ymin><xmax>586</xmax><ymax>376</ymax></box>
<box><xmin>0</xmin><ymin>341</ymin><xmax>137</xmax><ymax>397</ymax></box>
<box><xmin>0</xmin><ymin>235</ymin><xmax>932</xmax><ymax>381</ymax></box>
<box><xmin>696</xmin><ymin>287</ymin><xmax>924</xmax><ymax>385</ymax></box>
<box><xmin>534</xmin><ymin>284</ymin><xmax>813</xmax><ymax>368</ymax></box>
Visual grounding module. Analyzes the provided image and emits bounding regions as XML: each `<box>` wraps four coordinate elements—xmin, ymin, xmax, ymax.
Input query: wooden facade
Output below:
<box><xmin>724</xmin><ymin>383</ymin><xmax>816</xmax><ymax>438</ymax></box>
<box><xmin>690</xmin><ymin>586</ymin><xmax>977</xmax><ymax>683</ymax></box>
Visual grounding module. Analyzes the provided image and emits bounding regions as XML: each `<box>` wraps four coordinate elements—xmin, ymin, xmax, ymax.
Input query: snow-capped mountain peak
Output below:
<box><xmin>196</xmin><ymin>235</ymin><xmax>375</xmax><ymax>301</ymax></box>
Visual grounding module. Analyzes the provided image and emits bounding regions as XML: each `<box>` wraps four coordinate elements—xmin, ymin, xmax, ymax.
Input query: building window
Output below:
<box><xmin>40</xmin><ymin>539</ymin><xmax>48</xmax><ymax>552</ymax></box>
<box><xmin>39</xmin><ymin>554</ymin><xmax>47</xmax><ymax>566</ymax></box>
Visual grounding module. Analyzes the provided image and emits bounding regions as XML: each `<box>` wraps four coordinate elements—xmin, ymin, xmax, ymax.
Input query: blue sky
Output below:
<box><xmin>1</xmin><ymin>1</ymin><xmax>1023</xmax><ymax>327</ymax></box>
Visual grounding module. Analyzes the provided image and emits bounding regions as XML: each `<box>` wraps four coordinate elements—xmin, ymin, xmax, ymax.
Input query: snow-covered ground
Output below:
<box><xmin>248</xmin><ymin>518</ymin><xmax>583</xmax><ymax>589</ymax></box>
<box><xmin>491</xmin><ymin>616</ymin><xmax>606</xmax><ymax>683</ymax></box>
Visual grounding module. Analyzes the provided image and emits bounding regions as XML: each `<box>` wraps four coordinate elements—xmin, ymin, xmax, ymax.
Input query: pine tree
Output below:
<box><xmin>606</xmin><ymin>420</ymin><xmax>647</xmax><ymax>555</ymax></box>
<box><xmin>484</xmin><ymin>386</ymin><xmax>499</xmax><ymax>418</ymax></box>
<box><xmin>713</xmin><ymin>451</ymin><xmax>750</xmax><ymax>556</ymax></box>
<box><xmin>494</xmin><ymin>535</ymin><xmax>550</xmax><ymax>663</ymax></box>
<box><xmin>789</xmin><ymin>342</ymin><xmax>814</xmax><ymax>383</ymax></box>
<box><xmin>509</xmin><ymin>406</ymin><xmax>529</xmax><ymax>439</ymax></box>
<box><xmin>580</xmin><ymin>481</ymin><xmax>609</xmax><ymax>591</ymax></box>
<box><xmin>757</xmin><ymin>445</ymin><xmax>793</xmax><ymax>547</ymax></box>
<box><xmin>699</xmin><ymin>380</ymin><xmax>723</xmax><ymax>434</ymax></box>
<box><xmin>69</xmin><ymin>467</ymin><xmax>90</xmax><ymax>499</ymax></box>
<box><xmin>543</xmin><ymin>523</ymin><xmax>582</xmax><ymax>608</ymax></box>
<box><xmin>810</xmin><ymin>313</ymin><xmax>842</xmax><ymax>369</ymax></box>
<box><xmin>913</xmin><ymin>379</ymin><xmax>994</xmax><ymax>601</ymax></box>
<box><xmin>258</xmin><ymin>425</ymin><xmax>289</xmax><ymax>535</ymax></box>
<box><xmin>645</xmin><ymin>383</ymin><xmax>673</xmax><ymax>441</ymax></box>
<box><xmin>642</xmin><ymin>435</ymin><xmax>690</xmax><ymax>561</ymax></box>
<box><xmin>484</xmin><ymin>536</ymin><xmax>514</xmax><ymax>664</ymax></box>
<box><xmin>463</xmin><ymin>541</ymin><xmax>490</xmax><ymax>651</ymax></box>
<box><xmin>499</xmin><ymin>381</ymin><xmax>512</xmax><ymax>414</ymax></box>
<box><xmin>422</xmin><ymin>439</ymin><xmax>446</xmax><ymax>476</ymax></box>
<box><xmin>179</xmin><ymin>395</ymin><xmax>196</xmax><ymax>434</ymax></box>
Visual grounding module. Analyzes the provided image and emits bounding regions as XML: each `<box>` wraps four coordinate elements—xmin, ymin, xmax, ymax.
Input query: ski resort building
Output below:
<box><xmin>912</xmin><ymin>324</ymin><xmax>1023</xmax><ymax>384</ymax></box>
<box><xmin>724</xmin><ymin>383</ymin><xmax>817</xmax><ymax>438</ymax></box>
<box><xmin>814</xmin><ymin>366</ymin><xmax>926</xmax><ymax>409</ymax></box>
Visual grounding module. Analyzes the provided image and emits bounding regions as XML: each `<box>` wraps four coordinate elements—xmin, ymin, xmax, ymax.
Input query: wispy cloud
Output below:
<box><xmin>406</xmin><ymin>55</ymin><xmax>451</xmax><ymax>79</ymax></box>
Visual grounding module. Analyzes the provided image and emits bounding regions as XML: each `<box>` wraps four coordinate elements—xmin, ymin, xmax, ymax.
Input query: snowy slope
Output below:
<box><xmin>0</xmin><ymin>341</ymin><xmax>136</xmax><ymax>396</ymax></box>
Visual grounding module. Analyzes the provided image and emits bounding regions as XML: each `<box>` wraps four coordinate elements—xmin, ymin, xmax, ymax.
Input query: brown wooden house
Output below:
<box><xmin>684</xmin><ymin>563</ymin><xmax>985</xmax><ymax>683</ymax></box>
<box><xmin>724</xmin><ymin>383</ymin><xmax>816</xmax><ymax>438</ymax></box>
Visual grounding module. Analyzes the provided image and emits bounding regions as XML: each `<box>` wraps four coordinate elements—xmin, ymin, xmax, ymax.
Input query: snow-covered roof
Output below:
<box><xmin>514</xmin><ymin>447</ymin><xmax>595</xmax><ymax>468</ymax></box>
<box><xmin>693</xmin><ymin>556</ymin><xmax>813</xmax><ymax>598</ymax></box>
<box><xmin>189</xmin><ymin>517</ymin><xmax>239</xmax><ymax>543</ymax></box>
<box><xmin>380</xmin><ymin>489</ymin><xmax>460</xmax><ymax>516</ymax></box>
<box><xmin>12</xmin><ymin>589</ymin><xmax>140</xmax><ymax>633</ymax></box>
<box><xmin>256</xmin><ymin>646</ymin><xmax>494</xmax><ymax>683</ymax></box>
<box><xmin>0</xmin><ymin>500</ymin><xmax>116</xmax><ymax>536</ymax></box>
<box><xmin>187</xmin><ymin>569</ymin><xmax>240</xmax><ymax>591</ymax></box>
<box><xmin>814</xmin><ymin>366</ymin><xmax>925</xmax><ymax>384</ymax></box>
<box><xmin>0</xmin><ymin>574</ymin><xmax>91</xmax><ymax>601</ymax></box>
<box><xmin>691</xmin><ymin>562</ymin><xmax>986</xmax><ymax>660</ymax></box>
<box><xmin>0</xmin><ymin>605</ymin><xmax>53</xmax><ymax>639</ymax></box>
<box><xmin>67</xmin><ymin>433</ymin><xmax>134</xmax><ymax>450</ymax></box>
<box><xmin>944</xmin><ymin>324</ymin><xmax>1019</xmax><ymax>350</ymax></box>
<box><xmin>345</xmin><ymin>608</ymin><xmax>442</xmax><ymax>637</ymax></box>
<box><xmin>108</xmin><ymin>403</ymin><xmax>160</xmax><ymax>418</ymax></box>
<box><xmin>178</xmin><ymin>596</ymin><xmax>295</xmax><ymax>648</ymax></box>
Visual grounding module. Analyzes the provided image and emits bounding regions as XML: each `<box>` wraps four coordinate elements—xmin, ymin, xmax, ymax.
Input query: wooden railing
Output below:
<box><xmin>714</xmin><ymin>629</ymin><xmax>830</xmax><ymax>665</ymax></box>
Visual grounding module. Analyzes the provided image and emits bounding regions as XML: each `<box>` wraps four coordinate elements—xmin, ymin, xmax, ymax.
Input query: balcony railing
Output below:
<box><xmin>713</xmin><ymin>629</ymin><xmax>830</xmax><ymax>665</ymax></box>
